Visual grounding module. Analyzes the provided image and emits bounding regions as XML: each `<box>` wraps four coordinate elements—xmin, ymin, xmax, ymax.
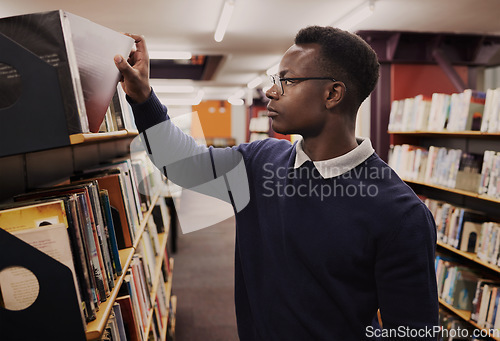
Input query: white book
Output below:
<box><xmin>415</xmin><ymin>95</ymin><xmax>432</xmax><ymax>131</ymax></box>
<box><xmin>488</xmin><ymin>88</ymin><xmax>500</xmax><ymax>133</ymax></box>
<box><xmin>479</xmin><ymin>151</ymin><xmax>496</xmax><ymax>195</ymax></box>
<box><xmin>401</xmin><ymin>97</ymin><xmax>415</xmax><ymax>131</ymax></box>
<box><xmin>446</xmin><ymin>92</ymin><xmax>463</xmax><ymax>131</ymax></box>
<box><xmin>481</xmin><ymin>88</ymin><xmax>495</xmax><ymax>132</ymax></box>
<box><xmin>487</xmin><ymin>152</ymin><xmax>500</xmax><ymax>198</ymax></box>
<box><xmin>478</xmin><ymin>284</ymin><xmax>493</xmax><ymax>327</ymax></box>
<box><xmin>0</xmin><ymin>10</ymin><xmax>134</xmax><ymax>134</ymax></box>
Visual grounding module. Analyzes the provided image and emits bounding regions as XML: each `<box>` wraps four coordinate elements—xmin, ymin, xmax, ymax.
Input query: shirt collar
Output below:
<box><xmin>294</xmin><ymin>137</ymin><xmax>375</xmax><ymax>179</ymax></box>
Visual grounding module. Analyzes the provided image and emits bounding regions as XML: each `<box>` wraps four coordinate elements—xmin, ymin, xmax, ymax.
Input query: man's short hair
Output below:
<box><xmin>295</xmin><ymin>26</ymin><xmax>380</xmax><ymax>104</ymax></box>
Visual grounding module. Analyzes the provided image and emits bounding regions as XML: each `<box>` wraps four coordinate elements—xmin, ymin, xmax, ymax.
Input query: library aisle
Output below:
<box><xmin>172</xmin><ymin>216</ymin><xmax>239</xmax><ymax>341</ymax></box>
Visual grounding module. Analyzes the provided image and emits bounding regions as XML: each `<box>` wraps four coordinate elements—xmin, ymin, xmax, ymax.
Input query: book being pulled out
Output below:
<box><xmin>0</xmin><ymin>10</ymin><xmax>134</xmax><ymax>155</ymax></box>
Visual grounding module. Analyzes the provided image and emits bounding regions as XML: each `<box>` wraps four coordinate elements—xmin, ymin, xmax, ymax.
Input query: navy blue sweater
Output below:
<box><xmin>130</xmin><ymin>91</ymin><xmax>439</xmax><ymax>341</ymax></box>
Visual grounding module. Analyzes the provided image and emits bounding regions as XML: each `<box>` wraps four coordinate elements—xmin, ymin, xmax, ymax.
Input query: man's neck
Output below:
<box><xmin>301</xmin><ymin>131</ymin><xmax>358</xmax><ymax>161</ymax></box>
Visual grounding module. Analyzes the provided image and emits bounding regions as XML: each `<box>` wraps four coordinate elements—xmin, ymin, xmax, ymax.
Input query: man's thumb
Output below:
<box><xmin>114</xmin><ymin>55</ymin><xmax>132</xmax><ymax>74</ymax></box>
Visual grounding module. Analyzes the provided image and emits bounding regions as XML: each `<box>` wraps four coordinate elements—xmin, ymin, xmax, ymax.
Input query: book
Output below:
<box><xmin>479</xmin><ymin>150</ymin><xmax>497</xmax><ymax>195</ymax></box>
<box><xmin>471</xmin><ymin>279</ymin><xmax>496</xmax><ymax>322</ymax></box>
<box><xmin>116</xmin><ymin>295</ymin><xmax>141</xmax><ymax>341</ymax></box>
<box><xmin>481</xmin><ymin>88</ymin><xmax>495</xmax><ymax>132</ymax></box>
<box><xmin>0</xmin><ymin>199</ymin><xmax>69</xmax><ymax>233</ymax></box>
<box><xmin>463</xmin><ymin>89</ymin><xmax>486</xmax><ymax>131</ymax></box>
<box><xmin>72</xmin><ymin>172</ymin><xmax>134</xmax><ymax>249</ymax></box>
<box><xmin>112</xmin><ymin>302</ymin><xmax>128</xmax><ymax>341</ymax></box>
<box><xmin>449</xmin><ymin>267</ymin><xmax>479</xmax><ymax>311</ymax></box>
<box><xmin>487</xmin><ymin>88</ymin><xmax>500</xmax><ymax>133</ymax></box>
<box><xmin>0</xmin><ymin>10</ymin><xmax>134</xmax><ymax>133</ymax></box>
<box><xmin>14</xmin><ymin>184</ymin><xmax>112</xmax><ymax>302</ymax></box>
<box><xmin>100</xmin><ymin>189</ymin><xmax>123</xmax><ymax>277</ymax></box>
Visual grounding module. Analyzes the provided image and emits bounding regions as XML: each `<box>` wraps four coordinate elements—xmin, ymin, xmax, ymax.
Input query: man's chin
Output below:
<box><xmin>270</xmin><ymin>121</ymin><xmax>291</xmax><ymax>136</ymax></box>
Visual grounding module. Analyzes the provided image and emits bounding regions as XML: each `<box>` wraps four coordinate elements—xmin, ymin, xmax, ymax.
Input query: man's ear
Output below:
<box><xmin>325</xmin><ymin>82</ymin><xmax>346</xmax><ymax>110</ymax></box>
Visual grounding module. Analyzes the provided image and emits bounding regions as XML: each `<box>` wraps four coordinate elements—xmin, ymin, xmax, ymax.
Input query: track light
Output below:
<box><xmin>148</xmin><ymin>51</ymin><xmax>192</xmax><ymax>60</ymax></box>
<box><xmin>214</xmin><ymin>0</ymin><xmax>235</xmax><ymax>42</ymax></box>
<box><xmin>154</xmin><ymin>85</ymin><xmax>195</xmax><ymax>94</ymax></box>
<box><xmin>334</xmin><ymin>0</ymin><xmax>375</xmax><ymax>32</ymax></box>
<box><xmin>247</xmin><ymin>76</ymin><xmax>263</xmax><ymax>89</ymax></box>
<box><xmin>266</xmin><ymin>63</ymin><xmax>279</xmax><ymax>76</ymax></box>
<box><xmin>162</xmin><ymin>90</ymin><xmax>204</xmax><ymax>106</ymax></box>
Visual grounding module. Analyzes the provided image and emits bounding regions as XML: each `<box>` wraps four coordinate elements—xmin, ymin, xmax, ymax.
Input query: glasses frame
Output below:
<box><xmin>269</xmin><ymin>74</ymin><xmax>344</xmax><ymax>96</ymax></box>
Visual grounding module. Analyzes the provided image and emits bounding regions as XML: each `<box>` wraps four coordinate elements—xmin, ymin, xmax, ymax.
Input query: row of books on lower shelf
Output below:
<box><xmin>101</xmin><ymin>253</ymin><xmax>174</xmax><ymax>341</ymax></box>
<box><xmin>423</xmin><ymin>197</ymin><xmax>500</xmax><ymax>269</ymax></box>
<box><xmin>436</xmin><ymin>255</ymin><xmax>500</xmax><ymax>332</ymax></box>
<box><xmin>102</xmin><ymin>296</ymin><xmax>176</xmax><ymax>341</ymax></box>
<box><xmin>388</xmin><ymin>144</ymin><xmax>500</xmax><ymax>197</ymax></box>
<box><xmin>439</xmin><ymin>309</ymin><xmax>490</xmax><ymax>341</ymax></box>
<box><xmin>0</xmin><ymin>151</ymin><xmax>167</xmax><ymax>336</ymax></box>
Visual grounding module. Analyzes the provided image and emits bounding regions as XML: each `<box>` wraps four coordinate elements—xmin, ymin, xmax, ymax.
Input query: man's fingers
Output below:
<box><xmin>124</xmin><ymin>32</ymin><xmax>144</xmax><ymax>43</ymax></box>
<box><xmin>124</xmin><ymin>33</ymin><xmax>148</xmax><ymax>56</ymax></box>
<box><xmin>114</xmin><ymin>54</ymin><xmax>134</xmax><ymax>77</ymax></box>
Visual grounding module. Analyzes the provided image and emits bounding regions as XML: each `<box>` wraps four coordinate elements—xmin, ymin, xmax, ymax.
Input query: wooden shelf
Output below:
<box><xmin>85</xmin><ymin>192</ymin><xmax>161</xmax><ymax>340</ymax></box>
<box><xmin>437</xmin><ymin>241</ymin><xmax>500</xmax><ymax>274</ymax></box>
<box><xmin>144</xmin><ymin>258</ymin><xmax>174</xmax><ymax>340</ymax></box>
<box><xmin>143</xmin><ymin>232</ymin><xmax>170</xmax><ymax>338</ymax></box>
<box><xmin>439</xmin><ymin>299</ymin><xmax>500</xmax><ymax>340</ymax></box>
<box><xmin>170</xmin><ymin>295</ymin><xmax>177</xmax><ymax>338</ymax></box>
<box><xmin>86</xmin><ymin>247</ymin><xmax>135</xmax><ymax>340</ymax></box>
<box><xmin>388</xmin><ymin>130</ymin><xmax>500</xmax><ymax>138</ymax></box>
<box><xmin>69</xmin><ymin>130</ymin><xmax>138</xmax><ymax>145</ymax></box>
<box><xmin>403</xmin><ymin>179</ymin><xmax>500</xmax><ymax>205</ymax></box>
<box><xmin>160</xmin><ymin>261</ymin><xmax>175</xmax><ymax>341</ymax></box>
<box><xmin>133</xmin><ymin>192</ymin><xmax>161</xmax><ymax>249</ymax></box>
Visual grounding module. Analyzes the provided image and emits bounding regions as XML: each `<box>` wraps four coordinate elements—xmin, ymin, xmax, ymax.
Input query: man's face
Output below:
<box><xmin>266</xmin><ymin>43</ymin><xmax>330</xmax><ymax>137</ymax></box>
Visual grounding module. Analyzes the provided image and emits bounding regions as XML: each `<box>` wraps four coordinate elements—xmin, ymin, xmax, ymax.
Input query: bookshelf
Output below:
<box><xmin>389</xmin><ymin>124</ymin><xmax>500</xmax><ymax>336</ymax></box>
<box><xmin>0</xmin><ymin>131</ymin><xmax>178</xmax><ymax>341</ymax></box>
<box><xmin>0</xmin><ymin>12</ymin><xmax>177</xmax><ymax>340</ymax></box>
<box><xmin>372</xmin><ymin>30</ymin><xmax>500</xmax><ymax>331</ymax></box>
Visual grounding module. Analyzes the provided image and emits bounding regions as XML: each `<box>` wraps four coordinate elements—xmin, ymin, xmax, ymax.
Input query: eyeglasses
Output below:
<box><xmin>269</xmin><ymin>74</ymin><xmax>342</xmax><ymax>96</ymax></box>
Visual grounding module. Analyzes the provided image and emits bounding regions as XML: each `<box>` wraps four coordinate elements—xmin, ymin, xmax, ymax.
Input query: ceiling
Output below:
<box><xmin>2</xmin><ymin>0</ymin><xmax>500</xmax><ymax>103</ymax></box>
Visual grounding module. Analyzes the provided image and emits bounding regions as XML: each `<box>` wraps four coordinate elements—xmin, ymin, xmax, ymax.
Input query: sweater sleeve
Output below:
<box><xmin>127</xmin><ymin>90</ymin><xmax>168</xmax><ymax>133</ymax></box>
<box><xmin>374</xmin><ymin>202</ymin><xmax>439</xmax><ymax>339</ymax></box>
<box><xmin>127</xmin><ymin>90</ymin><xmax>250</xmax><ymax>213</ymax></box>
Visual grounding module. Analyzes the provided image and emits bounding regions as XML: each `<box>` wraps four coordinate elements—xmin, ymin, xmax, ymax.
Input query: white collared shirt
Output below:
<box><xmin>294</xmin><ymin>137</ymin><xmax>375</xmax><ymax>179</ymax></box>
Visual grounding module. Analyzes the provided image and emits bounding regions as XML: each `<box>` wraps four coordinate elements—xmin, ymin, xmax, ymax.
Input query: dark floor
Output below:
<box><xmin>171</xmin><ymin>216</ymin><xmax>239</xmax><ymax>341</ymax></box>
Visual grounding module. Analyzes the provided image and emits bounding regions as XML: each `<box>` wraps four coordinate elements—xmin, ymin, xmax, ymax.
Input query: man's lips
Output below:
<box><xmin>267</xmin><ymin>107</ymin><xmax>278</xmax><ymax>117</ymax></box>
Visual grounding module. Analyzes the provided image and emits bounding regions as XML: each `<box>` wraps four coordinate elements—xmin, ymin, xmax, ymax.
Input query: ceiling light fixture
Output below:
<box><xmin>162</xmin><ymin>90</ymin><xmax>204</xmax><ymax>106</ymax></box>
<box><xmin>228</xmin><ymin>88</ymin><xmax>246</xmax><ymax>105</ymax></box>
<box><xmin>247</xmin><ymin>76</ymin><xmax>263</xmax><ymax>89</ymax></box>
<box><xmin>266</xmin><ymin>63</ymin><xmax>279</xmax><ymax>76</ymax></box>
<box><xmin>154</xmin><ymin>85</ymin><xmax>195</xmax><ymax>93</ymax></box>
<box><xmin>214</xmin><ymin>0</ymin><xmax>235</xmax><ymax>42</ymax></box>
<box><xmin>333</xmin><ymin>0</ymin><xmax>375</xmax><ymax>32</ymax></box>
<box><xmin>228</xmin><ymin>97</ymin><xmax>244</xmax><ymax>105</ymax></box>
<box><xmin>148</xmin><ymin>51</ymin><xmax>192</xmax><ymax>60</ymax></box>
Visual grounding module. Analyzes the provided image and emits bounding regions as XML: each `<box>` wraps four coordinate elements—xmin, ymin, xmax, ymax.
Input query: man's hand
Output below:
<box><xmin>114</xmin><ymin>33</ymin><xmax>151</xmax><ymax>104</ymax></box>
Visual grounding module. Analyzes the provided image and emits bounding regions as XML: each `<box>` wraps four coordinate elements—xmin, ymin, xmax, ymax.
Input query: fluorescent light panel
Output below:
<box><xmin>154</xmin><ymin>85</ymin><xmax>195</xmax><ymax>93</ymax></box>
<box><xmin>335</xmin><ymin>0</ymin><xmax>374</xmax><ymax>31</ymax></box>
<box><xmin>214</xmin><ymin>0</ymin><xmax>235</xmax><ymax>42</ymax></box>
<box><xmin>162</xmin><ymin>90</ymin><xmax>204</xmax><ymax>106</ymax></box>
<box><xmin>149</xmin><ymin>51</ymin><xmax>192</xmax><ymax>60</ymax></box>
<box><xmin>266</xmin><ymin>63</ymin><xmax>279</xmax><ymax>76</ymax></box>
<box><xmin>228</xmin><ymin>97</ymin><xmax>244</xmax><ymax>105</ymax></box>
<box><xmin>247</xmin><ymin>76</ymin><xmax>263</xmax><ymax>89</ymax></box>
